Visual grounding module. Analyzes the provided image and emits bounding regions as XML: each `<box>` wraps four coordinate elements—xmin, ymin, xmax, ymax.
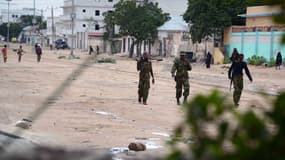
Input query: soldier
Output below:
<box><xmin>228</xmin><ymin>54</ymin><xmax>253</xmax><ymax>106</ymax></box>
<box><xmin>137</xmin><ymin>52</ymin><xmax>155</xmax><ymax>105</ymax></box>
<box><xmin>171</xmin><ymin>52</ymin><xmax>192</xmax><ymax>105</ymax></box>
<box><xmin>35</xmin><ymin>44</ymin><xmax>42</xmax><ymax>62</ymax></box>
<box><xmin>276</xmin><ymin>51</ymin><xmax>282</xmax><ymax>70</ymax></box>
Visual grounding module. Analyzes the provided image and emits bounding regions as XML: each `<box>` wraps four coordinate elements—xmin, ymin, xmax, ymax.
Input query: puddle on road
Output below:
<box><xmin>96</xmin><ymin>111</ymin><xmax>111</xmax><ymax>116</ymax></box>
<box><xmin>110</xmin><ymin>147</ymin><xmax>129</xmax><ymax>154</ymax></box>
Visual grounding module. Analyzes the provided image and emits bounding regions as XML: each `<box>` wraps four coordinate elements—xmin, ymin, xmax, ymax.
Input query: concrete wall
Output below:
<box><xmin>229</xmin><ymin>31</ymin><xmax>285</xmax><ymax>60</ymax></box>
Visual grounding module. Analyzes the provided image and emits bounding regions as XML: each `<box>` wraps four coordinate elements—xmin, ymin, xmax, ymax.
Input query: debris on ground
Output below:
<box><xmin>128</xmin><ymin>142</ymin><xmax>146</xmax><ymax>151</ymax></box>
<box><xmin>97</xmin><ymin>58</ymin><xmax>116</xmax><ymax>64</ymax></box>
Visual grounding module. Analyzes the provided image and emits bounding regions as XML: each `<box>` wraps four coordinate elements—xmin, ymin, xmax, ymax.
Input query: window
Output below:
<box><xmin>108</xmin><ymin>10</ymin><xmax>113</xmax><ymax>14</ymax></box>
<box><xmin>95</xmin><ymin>24</ymin><xmax>100</xmax><ymax>30</ymax></box>
<box><xmin>82</xmin><ymin>9</ymin><xmax>86</xmax><ymax>13</ymax></box>
<box><xmin>83</xmin><ymin>24</ymin><xmax>86</xmax><ymax>27</ymax></box>
<box><xmin>108</xmin><ymin>0</ymin><xmax>113</xmax><ymax>2</ymax></box>
<box><xmin>95</xmin><ymin>10</ymin><xmax>100</xmax><ymax>16</ymax></box>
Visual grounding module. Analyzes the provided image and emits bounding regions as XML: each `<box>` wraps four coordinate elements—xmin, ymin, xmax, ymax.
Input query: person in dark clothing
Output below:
<box><xmin>89</xmin><ymin>46</ymin><xmax>94</xmax><ymax>55</ymax></box>
<box><xmin>205</xmin><ymin>52</ymin><xmax>212</xmax><ymax>68</ymax></box>
<box><xmin>230</xmin><ymin>48</ymin><xmax>239</xmax><ymax>62</ymax></box>
<box><xmin>276</xmin><ymin>52</ymin><xmax>282</xmax><ymax>70</ymax></box>
<box><xmin>35</xmin><ymin>44</ymin><xmax>42</xmax><ymax>62</ymax></box>
<box><xmin>96</xmin><ymin>45</ymin><xmax>100</xmax><ymax>55</ymax></box>
<box><xmin>228</xmin><ymin>54</ymin><xmax>253</xmax><ymax>106</ymax></box>
<box><xmin>17</xmin><ymin>45</ymin><xmax>24</xmax><ymax>62</ymax></box>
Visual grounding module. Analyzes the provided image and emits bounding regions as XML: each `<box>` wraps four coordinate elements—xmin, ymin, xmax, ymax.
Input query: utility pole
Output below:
<box><xmin>51</xmin><ymin>6</ymin><xmax>56</xmax><ymax>48</ymax></box>
<box><xmin>70</xmin><ymin>0</ymin><xmax>75</xmax><ymax>56</ymax></box>
<box><xmin>6</xmin><ymin>0</ymin><xmax>12</xmax><ymax>46</ymax></box>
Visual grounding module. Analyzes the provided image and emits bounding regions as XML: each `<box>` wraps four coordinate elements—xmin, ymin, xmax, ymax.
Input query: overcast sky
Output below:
<box><xmin>0</xmin><ymin>0</ymin><xmax>63</xmax><ymax>17</ymax></box>
<box><xmin>0</xmin><ymin>0</ymin><xmax>188</xmax><ymax>18</ymax></box>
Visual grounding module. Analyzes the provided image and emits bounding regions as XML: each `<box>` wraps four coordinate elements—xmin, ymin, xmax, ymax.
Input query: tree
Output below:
<box><xmin>0</xmin><ymin>23</ymin><xmax>22</xmax><ymax>41</ymax></box>
<box><xmin>183</xmin><ymin>0</ymin><xmax>263</xmax><ymax>44</ymax></box>
<box><xmin>104</xmin><ymin>0</ymin><xmax>170</xmax><ymax>57</ymax></box>
<box><xmin>19</xmin><ymin>15</ymin><xmax>43</xmax><ymax>27</ymax></box>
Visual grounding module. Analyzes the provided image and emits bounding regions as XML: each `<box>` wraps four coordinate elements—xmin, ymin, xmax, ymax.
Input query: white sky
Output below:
<box><xmin>0</xmin><ymin>0</ymin><xmax>188</xmax><ymax>18</ymax></box>
<box><xmin>0</xmin><ymin>0</ymin><xmax>63</xmax><ymax>17</ymax></box>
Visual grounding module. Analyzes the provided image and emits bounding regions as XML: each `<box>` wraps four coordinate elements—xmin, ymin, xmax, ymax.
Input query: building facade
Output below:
<box><xmin>224</xmin><ymin>5</ymin><xmax>285</xmax><ymax>60</ymax></box>
<box><xmin>47</xmin><ymin>0</ymin><xmax>118</xmax><ymax>50</ymax></box>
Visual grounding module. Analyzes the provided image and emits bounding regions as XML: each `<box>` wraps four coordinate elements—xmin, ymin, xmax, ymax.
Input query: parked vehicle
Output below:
<box><xmin>55</xmin><ymin>39</ymin><xmax>69</xmax><ymax>49</ymax></box>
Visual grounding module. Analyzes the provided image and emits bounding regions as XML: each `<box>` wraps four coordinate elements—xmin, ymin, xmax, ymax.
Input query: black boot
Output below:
<box><xmin>138</xmin><ymin>97</ymin><xmax>142</xmax><ymax>103</ymax></box>
<box><xmin>177</xmin><ymin>98</ymin><xmax>180</xmax><ymax>105</ymax></box>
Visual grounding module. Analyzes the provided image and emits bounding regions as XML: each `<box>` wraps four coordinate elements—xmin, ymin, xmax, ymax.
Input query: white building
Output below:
<box><xmin>1</xmin><ymin>8</ymin><xmax>41</xmax><ymax>23</ymax></box>
<box><xmin>47</xmin><ymin>0</ymin><xmax>118</xmax><ymax>50</ymax></box>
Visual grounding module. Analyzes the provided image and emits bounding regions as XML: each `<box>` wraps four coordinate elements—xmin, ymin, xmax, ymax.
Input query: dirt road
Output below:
<box><xmin>0</xmin><ymin>44</ymin><xmax>284</xmax><ymax>152</ymax></box>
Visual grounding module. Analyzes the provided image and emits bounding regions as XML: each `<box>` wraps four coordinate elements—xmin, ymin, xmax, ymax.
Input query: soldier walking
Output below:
<box><xmin>228</xmin><ymin>54</ymin><xmax>253</xmax><ymax>106</ymax></box>
<box><xmin>137</xmin><ymin>52</ymin><xmax>155</xmax><ymax>105</ymax></box>
<box><xmin>35</xmin><ymin>44</ymin><xmax>42</xmax><ymax>62</ymax></box>
<box><xmin>171</xmin><ymin>52</ymin><xmax>192</xmax><ymax>105</ymax></box>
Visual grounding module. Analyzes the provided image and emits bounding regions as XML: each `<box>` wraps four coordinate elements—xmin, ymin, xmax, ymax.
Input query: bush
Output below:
<box><xmin>223</xmin><ymin>57</ymin><xmax>231</xmax><ymax>64</ymax></box>
<box><xmin>266</xmin><ymin>58</ymin><xmax>276</xmax><ymax>67</ymax></box>
<box><xmin>247</xmin><ymin>55</ymin><xmax>266</xmax><ymax>66</ymax></box>
<box><xmin>167</xmin><ymin>90</ymin><xmax>285</xmax><ymax>160</ymax></box>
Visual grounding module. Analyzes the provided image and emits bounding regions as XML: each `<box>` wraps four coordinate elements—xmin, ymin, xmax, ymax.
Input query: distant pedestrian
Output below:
<box><xmin>228</xmin><ymin>54</ymin><xmax>253</xmax><ymax>106</ymax></box>
<box><xmin>205</xmin><ymin>52</ymin><xmax>212</xmax><ymax>68</ymax></box>
<box><xmin>35</xmin><ymin>44</ymin><xmax>42</xmax><ymax>62</ymax></box>
<box><xmin>17</xmin><ymin>45</ymin><xmax>24</xmax><ymax>62</ymax></box>
<box><xmin>89</xmin><ymin>45</ymin><xmax>94</xmax><ymax>55</ymax></box>
<box><xmin>1</xmin><ymin>45</ymin><xmax>7</xmax><ymax>63</ymax></box>
<box><xmin>96</xmin><ymin>45</ymin><xmax>100</xmax><ymax>55</ymax></box>
<box><xmin>276</xmin><ymin>51</ymin><xmax>282</xmax><ymax>70</ymax></box>
<box><xmin>50</xmin><ymin>44</ymin><xmax>53</xmax><ymax>50</ymax></box>
<box><xmin>230</xmin><ymin>48</ymin><xmax>239</xmax><ymax>62</ymax></box>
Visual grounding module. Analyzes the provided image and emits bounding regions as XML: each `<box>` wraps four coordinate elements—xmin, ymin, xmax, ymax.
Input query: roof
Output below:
<box><xmin>158</xmin><ymin>16</ymin><xmax>189</xmax><ymax>32</ymax></box>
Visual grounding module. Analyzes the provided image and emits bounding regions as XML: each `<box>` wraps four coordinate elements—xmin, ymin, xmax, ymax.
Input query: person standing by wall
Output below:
<box><xmin>96</xmin><ymin>45</ymin><xmax>100</xmax><ymax>55</ymax></box>
<box><xmin>89</xmin><ymin>46</ymin><xmax>94</xmax><ymax>55</ymax></box>
<box><xmin>205</xmin><ymin>52</ymin><xmax>212</xmax><ymax>68</ymax></box>
<box><xmin>276</xmin><ymin>51</ymin><xmax>282</xmax><ymax>70</ymax></box>
<box><xmin>228</xmin><ymin>54</ymin><xmax>253</xmax><ymax>106</ymax></box>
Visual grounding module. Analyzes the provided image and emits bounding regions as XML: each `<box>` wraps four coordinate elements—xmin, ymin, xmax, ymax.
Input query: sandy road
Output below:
<box><xmin>0</xmin><ymin>45</ymin><xmax>284</xmax><ymax>153</ymax></box>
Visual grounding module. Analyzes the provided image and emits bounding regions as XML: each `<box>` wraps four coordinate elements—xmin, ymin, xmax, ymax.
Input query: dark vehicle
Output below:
<box><xmin>55</xmin><ymin>39</ymin><xmax>69</xmax><ymax>49</ymax></box>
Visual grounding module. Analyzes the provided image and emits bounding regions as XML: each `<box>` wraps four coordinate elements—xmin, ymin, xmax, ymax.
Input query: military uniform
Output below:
<box><xmin>228</xmin><ymin>55</ymin><xmax>252</xmax><ymax>106</ymax></box>
<box><xmin>171</xmin><ymin>54</ymin><xmax>192</xmax><ymax>105</ymax></box>
<box><xmin>137</xmin><ymin>57</ymin><xmax>154</xmax><ymax>105</ymax></box>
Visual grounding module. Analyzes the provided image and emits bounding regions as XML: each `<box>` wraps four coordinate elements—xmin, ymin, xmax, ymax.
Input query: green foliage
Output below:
<box><xmin>266</xmin><ymin>58</ymin><xmax>276</xmax><ymax>67</ymax></box>
<box><xmin>167</xmin><ymin>90</ymin><xmax>285</xmax><ymax>160</ymax></box>
<box><xmin>97</xmin><ymin>58</ymin><xmax>116</xmax><ymax>64</ymax></box>
<box><xmin>283</xmin><ymin>58</ymin><xmax>285</xmax><ymax>65</ymax></box>
<box><xmin>183</xmin><ymin>0</ymin><xmax>248</xmax><ymax>43</ymax></box>
<box><xmin>105</xmin><ymin>0</ymin><xmax>170</xmax><ymax>43</ymax></box>
<box><xmin>0</xmin><ymin>23</ymin><xmax>22</xmax><ymax>41</ymax></box>
<box><xmin>247</xmin><ymin>55</ymin><xmax>266</xmax><ymax>66</ymax></box>
<box><xmin>19</xmin><ymin>15</ymin><xmax>43</xmax><ymax>26</ymax></box>
<box><xmin>224</xmin><ymin>57</ymin><xmax>231</xmax><ymax>64</ymax></box>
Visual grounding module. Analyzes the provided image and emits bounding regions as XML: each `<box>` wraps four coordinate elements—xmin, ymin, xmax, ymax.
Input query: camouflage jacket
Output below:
<box><xmin>137</xmin><ymin>59</ymin><xmax>153</xmax><ymax>80</ymax></box>
<box><xmin>171</xmin><ymin>58</ymin><xmax>192</xmax><ymax>79</ymax></box>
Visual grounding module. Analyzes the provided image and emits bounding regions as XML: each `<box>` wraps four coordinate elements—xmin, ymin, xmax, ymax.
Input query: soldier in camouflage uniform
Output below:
<box><xmin>171</xmin><ymin>52</ymin><xmax>192</xmax><ymax>105</ymax></box>
<box><xmin>228</xmin><ymin>54</ymin><xmax>253</xmax><ymax>106</ymax></box>
<box><xmin>137</xmin><ymin>52</ymin><xmax>155</xmax><ymax>105</ymax></box>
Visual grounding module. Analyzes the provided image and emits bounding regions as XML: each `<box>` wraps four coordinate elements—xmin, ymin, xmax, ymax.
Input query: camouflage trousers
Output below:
<box><xmin>176</xmin><ymin>78</ymin><xmax>190</xmax><ymax>98</ymax></box>
<box><xmin>233</xmin><ymin>75</ymin><xmax>243</xmax><ymax>105</ymax></box>
<box><xmin>138</xmin><ymin>79</ymin><xmax>150</xmax><ymax>102</ymax></box>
